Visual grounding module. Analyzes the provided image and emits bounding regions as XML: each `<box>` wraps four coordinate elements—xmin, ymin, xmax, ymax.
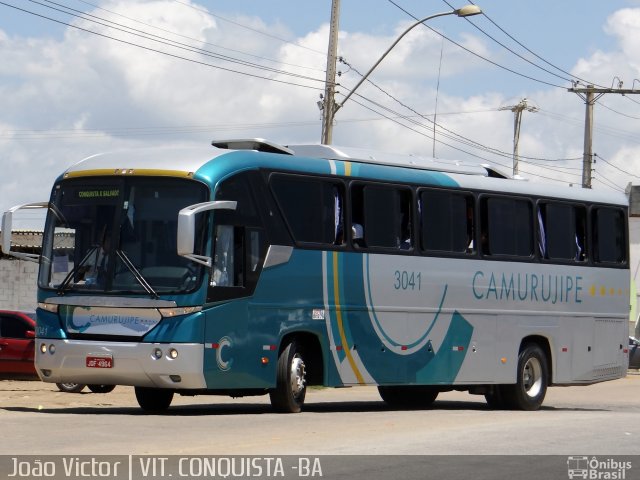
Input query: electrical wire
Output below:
<box><xmin>385</xmin><ymin>0</ymin><xmax>566</xmax><ymax>89</ymax></box>
<box><xmin>597</xmin><ymin>100</ymin><xmax>640</xmax><ymax>121</ymax></box>
<box><xmin>169</xmin><ymin>0</ymin><xmax>326</xmax><ymax>57</ymax></box>
<box><xmin>30</xmin><ymin>0</ymin><xmax>324</xmax><ymax>82</ymax></box>
<box><xmin>595</xmin><ymin>154</ymin><xmax>640</xmax><ymax>180</ymax></box>
<box><xmin>0</xmin><ymin>1</ymin><xmax>325</xmax><ymax>90</ymax></box>
<box><xmin>340</xmin><ymin>58</ymin><xmax>582</xmax><ymax>163</ymax></box>
<box><xmin>593</xmin><ymin>174</ymin><xmax>626</xmax><ymax>193</ymax></box>
<box><xmin>537</xmin><ymin>108</ymin><xmax>640</xmax><ymax>146</ymax></box>
<box><xmin>439</xmin><ymin>0</ymin><xmax>574</xmax><ymax>85</ymax></box>
<box><xmin>71</xmin><ymin>0</ymin><xmax>326</xmax><ymax>73</ymax></box>
<box><xmin>346</xmin><ymin>93</ymin><xmax>581</xmax><ymax>184</ymax></box>
<box><xmin>441</xmin><ymin>0</ymin><xmax>610</xmax><ymax>90</ymax></box>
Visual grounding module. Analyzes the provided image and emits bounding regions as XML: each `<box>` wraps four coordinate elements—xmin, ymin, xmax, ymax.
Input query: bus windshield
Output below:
<box><xmin>38</xmin><ymin>177</ymin><xmax>209</xmax><ymax>295</ymax></box>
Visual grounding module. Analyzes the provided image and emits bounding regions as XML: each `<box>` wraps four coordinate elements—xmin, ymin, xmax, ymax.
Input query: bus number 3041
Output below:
<box><xmin>394</xmin><ymin>271</ymin><xmax>422</xmax><ymax>291</ymax></box>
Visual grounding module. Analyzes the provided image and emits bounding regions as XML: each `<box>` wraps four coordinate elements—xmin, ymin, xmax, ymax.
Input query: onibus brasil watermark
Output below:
<box><xmin>567</xmin><ymin>456</ymin><xmax>633</xmax><ymax>480</ymax></box>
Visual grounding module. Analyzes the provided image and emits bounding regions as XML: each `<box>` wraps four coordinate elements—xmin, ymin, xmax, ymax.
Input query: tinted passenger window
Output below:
<box><xmin>482</xmin><ymin>197</ymin><xmax>532</xmax><ymax>257</ymax></box>
<box><xmin>593</xmin><ymin>207</ymin><xmax>626</xmax><ymax>264</ymax></box>
<box><xmin>420</xmin><ymin>190</ymin><xmax>473</xmax><ymax>253</ymax></box>
<box><xmin>271</xmin><ymin>175</ymin><xmax>344</xmax><ymax>245</ymax></box>
<box><xmin>538</xmin><ymin>203</ymin><xmax>587</xmax><ymax>261</ymax></box>
<box><xmin>351</xmin><ymin>184</ymin><xmax>412</xmax><ymax>250</ymax></box>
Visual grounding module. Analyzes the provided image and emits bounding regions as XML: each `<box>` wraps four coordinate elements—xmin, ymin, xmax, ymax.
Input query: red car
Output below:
<box><xmin>0</xmin><ymin>310</ymin><xmax>37</xmax><ymax>379</ymax></box>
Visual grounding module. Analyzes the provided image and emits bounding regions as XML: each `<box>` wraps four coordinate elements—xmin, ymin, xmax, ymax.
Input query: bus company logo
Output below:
<box><xmin>567</xmin><ymin>456</ymin><xmax>632</xmax><ymax>479</ymax></box>
<box><xmin>216</xmin><ymin>336</ymin><xmax>233</xmax><ymax>371</ymax></box>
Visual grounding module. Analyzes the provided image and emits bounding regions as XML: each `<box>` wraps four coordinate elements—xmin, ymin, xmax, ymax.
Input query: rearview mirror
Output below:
<box><xmin>1</xmin><ymin>202</ymin><xmax>48</xmax><ymax>263</ymax></box>
<box><xmin>177</xmin><ymin>200</ymin><xmax>237</xmax><ymax>267</ymax></box>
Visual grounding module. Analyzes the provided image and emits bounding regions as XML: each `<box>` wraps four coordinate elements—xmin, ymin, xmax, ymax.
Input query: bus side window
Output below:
<box><xmin>351</xmin><ymin>184</ymin><xmax>412</xmax><ymax>250</ymax></box>
<box><xmin>481</xmin><ymin>196</ymin><xmax>533</xmax><ymax>257</ymax></box>
<box><xmin>212</xmin><ymin>225</ymin><xmax>240</xmax><ymax>287</ymax></box>
<box><xmin>593</xmin><ymin>207</ymin><xmax>626</xmax><ymax>264</ymax></box>
<box><xmin>270</xmin><ymin>175</ymin><xmax>345</xmax><ymax>247</ymax></box>
<box><xmin>420</xmin><ymin>189</ymin><xmax>473</xmax><ymax>254</ymax></box>
<box><xmin>538</xmin><ymin>203</ymin><xmax>587</xmax><ymax>262</ymax></box>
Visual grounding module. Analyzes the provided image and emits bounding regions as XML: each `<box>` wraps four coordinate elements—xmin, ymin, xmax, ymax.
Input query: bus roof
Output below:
<box><xmin>62</xmin><ymin>140</ymin><xmax>628</xmax><ymax>207</ymax></box>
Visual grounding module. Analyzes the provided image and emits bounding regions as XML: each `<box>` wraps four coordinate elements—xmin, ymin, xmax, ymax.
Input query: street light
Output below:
<box><xmin>321</xmin><ymin>4</ymin><xmax>482</xmax><ymax>144</ymax></box>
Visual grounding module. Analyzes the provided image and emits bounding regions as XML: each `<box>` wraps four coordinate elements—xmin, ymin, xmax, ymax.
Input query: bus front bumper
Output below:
<box><xmin>35</xmin><ymin>339</ymin><xmax>207</xmax><ymax>389</ymax></box>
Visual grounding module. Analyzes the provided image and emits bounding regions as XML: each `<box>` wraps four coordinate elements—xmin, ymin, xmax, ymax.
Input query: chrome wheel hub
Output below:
<box><xmin>290</xmin><ymin>354</ymin><xmax>306</xmax><ymax>397</ymax></box>
<box><xmin>523</xmin><ymin>357</ymin><xmax>542</xmax><ymax>398</ymax></box>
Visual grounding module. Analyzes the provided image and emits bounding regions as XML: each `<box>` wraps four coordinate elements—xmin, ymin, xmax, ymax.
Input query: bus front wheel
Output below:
<box><xmin>270</xmin><ymin>340</ymin><xmax>307</xmax><ymax>413</ymax></box>
<box><xmin>502</xmin><ymin>343</ymin><xmax>548</xmax><ymax>411</ymax></box>
<box><xmin>134</xmin><ymin>387</ymin><xmax>174</xmax><ymax>412</ymax></box>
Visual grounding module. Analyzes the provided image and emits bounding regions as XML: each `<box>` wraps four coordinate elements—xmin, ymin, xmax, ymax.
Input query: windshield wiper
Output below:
<box><xmin>115</xmin><ymin>249</ymin><xmax>159</xmax><ymax>299</ymax></box>
<box><xmin>56</xmin><ymin>247</ymin><xmax>98</xmax><ymax>295</ymax></box>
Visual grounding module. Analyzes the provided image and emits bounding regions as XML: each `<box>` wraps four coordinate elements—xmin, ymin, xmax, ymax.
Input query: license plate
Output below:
<box><xmin>86</xmin><ymin>355</ymin><xmax>113</xmax><ymax>368</ymax></box>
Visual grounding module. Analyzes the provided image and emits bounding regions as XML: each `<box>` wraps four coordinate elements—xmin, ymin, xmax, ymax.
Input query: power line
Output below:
<box><xmin>439</xmin><ymin>0</ymin><xmax>574</xmax><ymax>85</ymax></box>
<box><xmin>169</xmin><ymin>0</ymin><xmax>326</xmax><ymax>57</ymax></box>
<box><xmin>595</xmin><ymin>153</ymin><xmax>640</xmax><ymax>180</ymax></box>
<box><xmin>30</xmin><ymin>0</ymin><xmax>324</xmax><ymax>82</ymax></box>
<box><xmin>0</xmin><ymin>1</ymin><xmax>325</xmax><ymax>90</ymax></box>
<box><xmin>597</xmin><ymin>100</ymin><xmax>640</xmax><ymax>120</ymax></box>
<box><xmin>347</xmin><ymin>92</ymin><xmax>582</xmax><ymax>185</ymax></box>
<box><xmin>340</xmin><ymin>62</ymin><xmax>579</xmax><ymax>163</ymax></box>
<box><xmin>71</xmin><ymin>0</ymin><xmax>326</xmax><ymax>73</ymax></box>
<box><xmin>593</xmin><ymin>174</ymin><xmax>626</xmax><ymax>193</ymax></box>
<box><xmin>445</xmin><ymin>0</ymin><xmax>608</xmax><ymax>90</ymax></box>
<box><xmin>537</xmin><ymin>108</ymin><xmax>640</xmax><ymax>145</ymax></box>
<box><xmin>385</xmin><ymin>0</ymin><xmax>566</xmax><ymax>89</ymax></box>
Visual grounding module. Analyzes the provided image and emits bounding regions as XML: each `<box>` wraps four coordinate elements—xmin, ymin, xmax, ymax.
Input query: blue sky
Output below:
<box><xmin>1</xmin><ymin>0</ymin><xmax>640</xmax><ymax>227</ymax></box>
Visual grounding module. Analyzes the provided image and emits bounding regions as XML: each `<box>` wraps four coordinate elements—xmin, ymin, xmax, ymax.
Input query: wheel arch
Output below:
<box><xmin>519</xmin><ymin>334</ymin><xmax>552</xmax><ymax>382</ymax></box>
<box><xmin>279</xmin><ymin>331</ymin><xmax>324</xmax><ymax>386</ymax></box>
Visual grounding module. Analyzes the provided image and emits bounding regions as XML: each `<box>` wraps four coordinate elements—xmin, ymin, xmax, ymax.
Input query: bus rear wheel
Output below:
<box><xmin>134</xmin><ymin>387</ymin><xmax>174</xmax><ymax>412</ymax></box>
<box><xmin>378</xmin><ymin>386</ymin><xmax>439</xmax><ymax>408</ymax></box>
<box><xmin>502</xmin><ymin>343</ymin><xmax>548</xmax><ymax>411</ymax></box>
<box><xmin>270</xmin><ymin>340</ymin><xmax>307</xmax><ymax>413</ymax></box>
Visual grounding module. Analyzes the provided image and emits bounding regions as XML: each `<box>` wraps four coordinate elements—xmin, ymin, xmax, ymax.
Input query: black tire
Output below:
<box><xmin>87</xmin><ymin>384</ymin><xmax>116</xmax><ymax>394</ymax></box>
<box><xmin>501</xmin><ymin>343</ymin><xmax>548</xmax><ymax>411</ymax></box>
<box><xmin>134</xmin><ymin>387</ymin><xmax>174</xmax><ymax>412</ymax></box>
<box><xmin>484</xmin><ymin>386</ymin><xmax>509</xmax><ymax>409</ymax></box>
<box><xmin>269</xmin><ymin>340</ymin><xmax>307</xmax><ymax>413</ymax></box>
<box><xmin>56</xmin><ymin>383</ymin><xmax>85</xmax><ymax>393</ymax></box>
<box><xmin>378</xmin><ymin>385</ymin><xmax>439</xmax><ymax>408</ymax></box>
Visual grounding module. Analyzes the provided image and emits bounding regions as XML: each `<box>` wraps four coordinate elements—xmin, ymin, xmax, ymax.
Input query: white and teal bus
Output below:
<box><xmin>2</xmin><ymin>139</ymin><xmax>630</xmax><ymax>413</ymax></box>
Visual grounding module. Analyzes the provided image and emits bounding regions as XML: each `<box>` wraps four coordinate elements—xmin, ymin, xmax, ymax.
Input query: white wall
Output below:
<box><xmin>0</xmin><ymin>258</ymin><xmax>38</xmax><ymax>312</ymax></box>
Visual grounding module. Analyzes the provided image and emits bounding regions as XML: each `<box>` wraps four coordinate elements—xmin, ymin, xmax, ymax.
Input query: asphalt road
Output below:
<box><xmin>1</xmin><ymin>373</ymin><xmax>639</xmax><ymax>457</ymax></box>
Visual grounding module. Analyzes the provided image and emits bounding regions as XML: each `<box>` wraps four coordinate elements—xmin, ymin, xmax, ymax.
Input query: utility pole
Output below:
<box><xmin>568</xmin><ymin>83</ymin><xmax>640</xmax><ymax>188</ymax></box>
<box><xmin>319</xmin><ymin>4</ymin><xmax>481</xmax><ymax>145</ymax></box>
<box><xmin>499</xmin><ymin>98</ymin><xmax>537</xmax><ymax>176</ymax></box>
<box><xmin>321</xmin><ymin>0</ymin><xmax>340</xmax><ymax>145</ymax></box>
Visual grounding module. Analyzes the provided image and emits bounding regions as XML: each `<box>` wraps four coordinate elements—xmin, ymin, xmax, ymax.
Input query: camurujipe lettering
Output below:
<box><xmin>472</xmin><ymin>271</ymin><xmax>583</xmax><ymax>304</ymax></box>
<box><xmin>88</xmin><ymin>314</ymin><xmax>155</xmax><ymax>326</ymax></box>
